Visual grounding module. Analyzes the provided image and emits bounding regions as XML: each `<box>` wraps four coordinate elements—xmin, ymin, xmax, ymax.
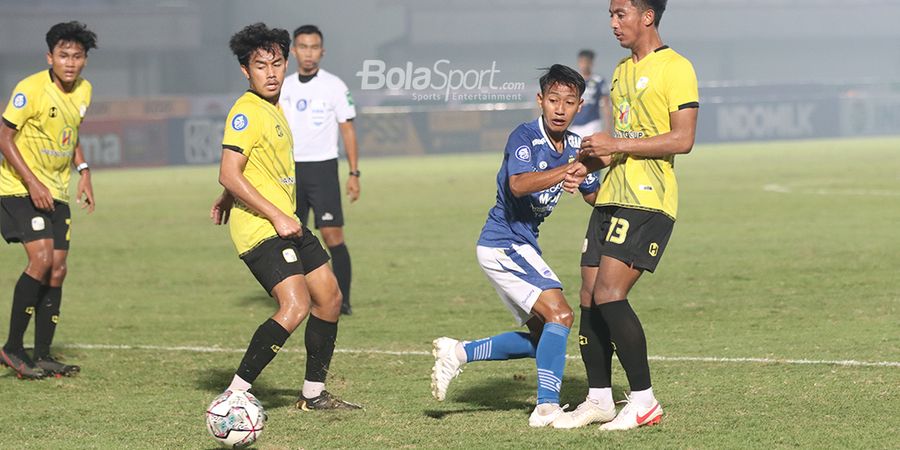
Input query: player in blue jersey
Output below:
<box><xmin>430</xmin><ymin>65</ymin><xmax>602</xmax><ymax>427</ymax></box>
<box><xmin>570</xmin><ymin>50</ymin><xmax>612</xmax><ymax>139</ymax></box>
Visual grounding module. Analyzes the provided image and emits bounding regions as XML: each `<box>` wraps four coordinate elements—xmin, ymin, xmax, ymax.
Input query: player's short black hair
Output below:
<box><xmin>539</xmin><ymin>64</ymin><xmax>586</xmax><ymax>97</ymax></box>
<box><xmin>229</xmin><ymin>23</ymin><xmax>291</xmax><ymax>67</ymax></box>
<box><xmin>46</xmin><ymin>21</ymin><xmax>97</xmax><ymax>54</ymax></box>
<box><xmin>293</xmin><ymin>24</ymin><xmax>323</xmax><ymax>44</ymax></box>
<box><xmin>632</xmin><ymin>0</ymin><xmax>667</xmax><ymax>27</ymax></box>
<box><xmin>577</xmin><ymin>49</ymin><xmax>595</xmax><ymax>60</ymax></box>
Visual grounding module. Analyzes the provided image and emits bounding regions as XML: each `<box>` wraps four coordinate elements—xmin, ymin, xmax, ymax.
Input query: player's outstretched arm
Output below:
<box><xmin>218</xmin><ymin>149</ymin><xmax>301</xmax><ymax>238</ymax></box>
<box><xmin>339</xmin><ymin>120</ymin><xmax>360</xmax><ymax>203</ymax></box>
<box><xmin>0</xmin><ymin>121</ymin><xmax>54</xmax><ymax>211</ymax></box>
<box><xmin>73</xmin><ymin>141</ymin><xmax>95</xmax><ymax>213</ymax></box>
<box><xmin>581</xmin><ymin>107</ymin><xmax>698</xmax><ymax>159</ymax></box>
<box><xmin>509</xmin><ymin>162</ymin><xmax>580</xmax><ymax>198</ymax></box>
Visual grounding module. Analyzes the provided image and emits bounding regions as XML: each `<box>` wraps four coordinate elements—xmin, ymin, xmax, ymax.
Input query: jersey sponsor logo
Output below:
<box><xmin>59</xmin><ymin>126</ymin><xmax>76</xmax><ymax>151</ymax></box>
<box><xmin>282</xmin><ymin>248</ymin><xmax>298</xmax><ymax>263</ymax></box>
<box><xmin>12</xmin><ymin>93</ymin><xmax>26</xmax><ymax>108</ymax></box>
<box><xmin>567</xmin><ymin>134</ymin><xmax>581</xmax><ymax>148</ymax></box>
<box><xmin>231</xmin><ymin>113</ymin><xmax>248</xmax><ymax>131</ymax></box>
<box><xmin>639</xmin><ymin>185</ymin><xmax>654</xmax><ymax>191</ymax></box>
<box><xmin>636</xmin><ymin>76</ymin><xmax>650</xmax><ymax>90</ymax></box>
<box><xmin>275</xmin><ymin>124</ymin><xmax>284</xmax><ymax>137</ymax></box>
<box><xmin>31</xmin><ymin>217</ymin><xmax>46</xmax><ymax>231</ymax></box>
<box><xmin>515</xmin><ymin>145</ymin><xmax>531</xmax><ymax>162</ymax></box>
<box><xmin>49</xmin><ymin>107</ymin><xmax>58</xmax><ymax>118</ymax></box>
<box><xmin>296</xmin><ymin>99</ymin><xmax>308</xmax><ymax>111</ymax></box>
<box><xmin>279</xmin><ymin>176</ymin><xmax>295</xmax><ymax>185</ymax></box>
<box><xmin>616</xmin><ymin>100</ymin><xmax>631</xmax><ymax>129</ymax></box>
<box><xmin>531</xmin><ymin>138</ymin><xmax>546</xmax><ymax>146</ymax></box>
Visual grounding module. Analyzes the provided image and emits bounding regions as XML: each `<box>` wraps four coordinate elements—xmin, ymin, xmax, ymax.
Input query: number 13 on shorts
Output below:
<box><xmin>605</xmin><ymin>217</ymin><xmax>629</xmax><ymax>244</ymax></box>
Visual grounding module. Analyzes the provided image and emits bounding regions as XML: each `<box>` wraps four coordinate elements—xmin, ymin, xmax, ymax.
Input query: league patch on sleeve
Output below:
<box><xmin>231</xmin><ymin>113</ymin><xmax>248</xmax><ymax>131</ymax></box>
<box><xmin>12</xmin><ymin>93</ymin><xmax>26</xmax><ymax>109</ymax></box>
<box><xmin>515</xmin><ymin>145</ymin><xmax>531</xmax><ymax>162</ymax></box>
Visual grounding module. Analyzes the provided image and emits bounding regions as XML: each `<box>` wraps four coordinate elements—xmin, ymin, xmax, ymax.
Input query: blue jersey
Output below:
<box><xmin>477</xmin><ymin>118</ymin><xmax>600</xmax><ymax>252</ymax></box>
<box><xmin>572</xmin><ymin>74</ymin><xmax>609</xmax><ymax>126</ymax></box>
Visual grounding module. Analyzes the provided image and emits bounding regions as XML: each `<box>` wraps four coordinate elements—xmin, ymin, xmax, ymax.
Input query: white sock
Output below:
<box><xmin>301</xmin><ymin>380</ymin><xmax>325</xmax><ymax>399</ymax></box>
<box><xmin>454</xmin><ymin>342</ymin><xmax>468</xmax><ymax>364</ymax></box>
<box><xmin>587</xmin><ymin>387</ymin><xmax>614</xmax><ymax>409</ymax></box>
<box><xmin>228</xmin><ymin>375</ymin><xmax>251</xmax><ymax>392</ymax></box>
<box><xmin>629</xmin><ymin>387</ymin><xmax>656</xmax><ymax>408</ymax></box>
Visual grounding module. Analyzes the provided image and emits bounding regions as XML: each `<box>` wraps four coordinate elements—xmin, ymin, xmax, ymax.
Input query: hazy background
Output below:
<box><xmin>2</xmin><ymin>0</ymin><xmax>898</xmax><ymax>97</ymax></box>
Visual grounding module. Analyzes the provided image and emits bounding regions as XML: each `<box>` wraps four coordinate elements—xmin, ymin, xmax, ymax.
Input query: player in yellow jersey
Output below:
<box><xmin>552</xmin><ymin>0</ymin><xmax>698</xmax><ymax>430</ymax></box>
<box><xmin>0</xmin><ymin>22</ymin><xmax>97</xmax><ymax>379</ymax></box>
<box><xmin>209</xmin><ymin>23</ymin><xmax>359</xmax><ymax>411</ymax></box>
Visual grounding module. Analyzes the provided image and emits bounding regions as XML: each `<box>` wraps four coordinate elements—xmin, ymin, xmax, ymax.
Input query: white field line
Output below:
<box><xmin>62</xmin><ymin>343</ymin><xmax>900</xmax><ymax>368</ymax></box>
<box><xmin>763</xmin><ymin>183</ymin><xmax>900</xmax><ymax>197</ymax></box>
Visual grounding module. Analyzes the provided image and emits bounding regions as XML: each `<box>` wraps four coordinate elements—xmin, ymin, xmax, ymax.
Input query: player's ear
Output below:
<box><xmin>239</xmin><ymin>64</ymin><xmax>250</xmax><ymax>80</ymax></box>
<box><xmin>577</xmin><ymin>98</ymin><xmax>584</xmax><ymax>113</ymax></box>
<box><xmin>643</xmin><ymin>8</ymin><xmax>655</xmax><ymax>27</ymax></box>
<box><xmin>536</xmin><ymin>92</ymin><xmax>543</xmax><ymax>107</ymax></box>
<box><xmin>46</xmin><ymin>51</ymin><xmax>53</xmax><ymax>66</ymax></box>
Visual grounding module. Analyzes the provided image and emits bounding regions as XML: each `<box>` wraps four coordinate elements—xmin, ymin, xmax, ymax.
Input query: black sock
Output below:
<box><xmin>598</xmin><ymin>299</ymin><xmax>651</xmax><ymax>391</ymax></box>
<box><xmin>4</xmin><ymin>273</ymin><xmax>44</xmax><ymax>353</ymax></box>
<box><xmin>304</xmin><ymin>314</ymin><xmax>337</xmax><ymax>383</ymax></box>
<box><xmin>578</xmin><ymin>306</ymin><xmax>614</xmax><ymax>388</ymax></box>
<box><xmin>235</xmin><ymin>318</ymin><xmax>291</xmax><ymax>384</ymax></box>
<box><xmin>328</xmin><ymin>244</ymin><xmax>352</xmax><ymax>306</ymax></box>
<box><xmin>33</xmin><ymin>286</ymin><xmax>62</xmax><ymax>359</ymax></box>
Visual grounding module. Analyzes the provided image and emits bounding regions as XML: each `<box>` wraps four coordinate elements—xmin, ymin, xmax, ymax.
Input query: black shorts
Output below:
<box><xmin>295</xmin><ymin>158</ymin><xmax>344</xmax><ymax>229</ymax></box>
<box><xmin>580</xmin><ymin>205</ymin><xmax>674</xmax><ymax>273</ymax></box>
<box><xmin>240</xmin><ymin>227</ymin><xmax>331</xmax><ymax>295</ymax></box>
<box><xmin>0</xmin><ymin>196</ymin><xmax>71</xmax><ymax>250</ymax></box>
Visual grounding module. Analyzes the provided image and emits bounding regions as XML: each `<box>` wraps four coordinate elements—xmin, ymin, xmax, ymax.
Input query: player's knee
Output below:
<box><xmin>27</xmin><ymin>251</ymin><xmax>53</xmax><ymax>277</ymax></box>
<box><xmin>546</xmin><ymin>305</ymin><xmax>574</xmax><ymax>328</ymax></box>
<box><xmin>594</xmin><ymin>282</ymin><xmax>628</xmax><ymax>303</ymax></box>
<box><xmin>50</xmin><ymin>264</ymin><xmax>67</xmax><ymax>285</ymax></box>
<box><xmin>321</xmin><ymin>231</ymin><xmax>344</xmax><ymax>248</ymax></box>
<box><xmin>579</xmin><ymin>285</ymin><xmax>594</xmax><ymax>307</ymax></box>
<box><xmin>276</xmin><ymin>300</ymin><xmax>309</xmax><ymax>332</ymax></box>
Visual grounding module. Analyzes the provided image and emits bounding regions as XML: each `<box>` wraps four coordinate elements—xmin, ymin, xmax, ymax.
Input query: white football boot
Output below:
<box><xmin>599</xmin><ymin>396</ymin><xmax>663</xmax><ymax>431</ymax></box>
<box><xmin>431</xmin><ymin>337</ymin><xmax>464</xmax><ymax>401</ymax></box>
<box><xmin>552</xmin><ymin>397</ymin><xmax>617</xmax><ymax>429</ymax></box>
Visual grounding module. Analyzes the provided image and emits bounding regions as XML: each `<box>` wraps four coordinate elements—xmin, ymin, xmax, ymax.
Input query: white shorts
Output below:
<box><xmin>476</xmin><ymin>244</ymin><xmax>563</xmax><ymax>326</ymax></box>
<box><xmin>569</xmin><ymin>120</ymin><xmax>602</xmax><ymax>139</ymax></box>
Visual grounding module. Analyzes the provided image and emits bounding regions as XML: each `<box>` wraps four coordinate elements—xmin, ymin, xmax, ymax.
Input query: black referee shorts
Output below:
<box><xmin>295</xmin><ymin>158</ymin><xmax>344</xmax><ymax>229</ymax></box>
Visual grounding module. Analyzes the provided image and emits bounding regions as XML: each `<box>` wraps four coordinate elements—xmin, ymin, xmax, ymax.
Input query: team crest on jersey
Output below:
<box><xmin>231</xmin><ymin>114</ymin><xmax>248</xmax><ymax>131</ymax></box>
<box><xmin>79</xmin><ymin>103</ymin><xmax>87</xmax><ymax>118</ymax></box>
<box><xmin>515</xmin><ymin>145</ymin><xmax>531</xmax><ymax>162</ymax></box>
<box><xmin>636</xmin><ymin>76</ymin><xmax>650</xmax><ymax>90</ymax></box>
<box><xmin>59</xmin><ymin>126</ymin><xmax>75</xmax><ymax>151</ymax></box>
<box><xmin>296</xmin><ymin>99</ymin><xmax>308</xmax><ymax>111</ymax></box>
<box><xmin>49</xmin><ymin>107</ymin><xmax>58</xmax><ymax>118</ymax></box>
<box><xmin>13</xmin><ymin>93</ymin><xmax>26</xmax><ymax>109</ymax></box>
<box><xmin>275</xmin><ymin>124</ymin><xmax>284</xmax><ymax>137</ymax></box>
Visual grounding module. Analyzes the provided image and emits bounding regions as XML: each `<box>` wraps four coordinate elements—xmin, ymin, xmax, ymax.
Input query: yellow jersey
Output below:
<box><xmin>1</xmin><ymin>70</ymin><xmax>92</xmax><ymax>202</ymax></box>
<box><xmin>222</xmin><ymin>91</ymin><xmax>296</xmax><ymax>256</ymax></box>
<box><xmin>596</xmin><ymin>46</ymin><xmax>698</xmax><ymax>220</ymax></box>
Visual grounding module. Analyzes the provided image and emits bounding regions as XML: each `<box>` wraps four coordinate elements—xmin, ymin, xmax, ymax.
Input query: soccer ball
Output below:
<box><xmin>205</xmin><ymin>390</ymin><xmax>266</xmax><ymax>448</ymax></box>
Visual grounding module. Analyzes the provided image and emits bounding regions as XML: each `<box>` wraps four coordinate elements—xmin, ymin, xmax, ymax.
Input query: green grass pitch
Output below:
<box><xmin>0</xmin><ymin>137</ymin><xmax>898</xmax><ymax>448</ymax></box>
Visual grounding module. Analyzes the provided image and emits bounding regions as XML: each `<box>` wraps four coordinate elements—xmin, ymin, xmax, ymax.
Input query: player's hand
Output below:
<box><xmin>580</xmin><ymin>132</ymin><xmax>617</xmax><ymax>158</ymax></box>
<box><xmin>76</xmin><ymin>171</ymin><xmax>95</xmax><ymax>214</ymax></box>
<box><xmin>210</xmin><ymin>192</ymin><xmax>234</xmax><ymax>225</ymax></box>
<box><xmin>272</xmin><ymin>213</ymin><xmax>302</xmax><ymax>238</ymax></box>
<box><xmin>563</xmin><ymin>162</ymin><xmax>588</xmax><ymax>193</ymax></box>
<box><xmin>26</xmin><ymin>179</ymin><xmax>54</xmax><ymax>212</ymax></box>
<box><xmin>346</xmin><ymin>176</ymin><xmax>360</xmax><ymax>203</ymax></box>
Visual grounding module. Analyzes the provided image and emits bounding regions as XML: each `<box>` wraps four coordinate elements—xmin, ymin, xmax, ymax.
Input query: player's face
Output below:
<box><xmin>292</xmin><ymin>33</ymin><xmax>324</xmax><ymax>74</ymax></box>
<box><xmin>577</xmin><ymin>56</ymin><xmax>593</xmax><ymax>76</ymax></box>
<box><xmin>46</xmin><ymin>40</ymin><xmax>87</xmax><ymax>86</ymax></box>
<box><xmin>537</xmin><ymin>82</ymin><xmax>583</xmax><ymax>136</ymax></box>
<box><xmin>240</xmin><ymin>48</ymin><xmax>287</xmax><ymax>101</ymax></box>
<box><xmin>609</xmin><ymin>0</ymin><xmax>649</xmax><ymax>49</ymax></box>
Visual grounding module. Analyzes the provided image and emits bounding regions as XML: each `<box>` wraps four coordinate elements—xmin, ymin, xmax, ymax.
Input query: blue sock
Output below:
<box><xmin>536</xmin><ymin>322</ymin><xmax>570</xmax><ymax>405</ymax></box>
<box><xmin>463</xmin><ymin>332</ymin><xmax>536</xmax><ymax>362</ymax></box>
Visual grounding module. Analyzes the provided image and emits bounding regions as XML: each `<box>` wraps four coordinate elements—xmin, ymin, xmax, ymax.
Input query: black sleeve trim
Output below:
<box><xmin>1</xmin><ymin>117</ymin><xmax>18</xmax><ymax>130</ymax></box>
<box><xmin>678</xmin><ymin>102</ymin><xmax>699</xmax><ymax>110</ymax></box>
<box><xmin>223</xmin><ymin>144</ymin><xmax>245</xmax><ymax>154</ymax></box>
